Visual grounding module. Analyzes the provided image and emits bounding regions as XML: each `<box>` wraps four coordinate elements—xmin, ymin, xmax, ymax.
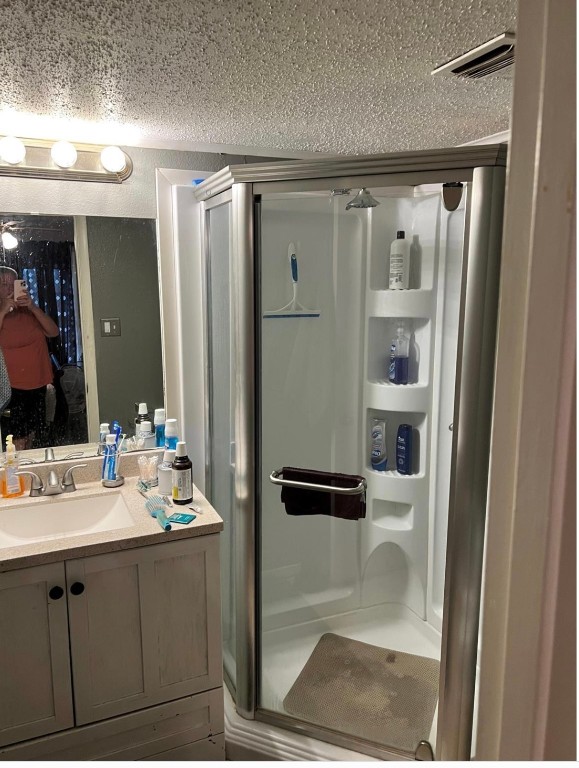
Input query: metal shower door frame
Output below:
<box><xmin>199</xmin><ymin>150</ymin><xmax>506</xmax><ymax>760</ymax></box>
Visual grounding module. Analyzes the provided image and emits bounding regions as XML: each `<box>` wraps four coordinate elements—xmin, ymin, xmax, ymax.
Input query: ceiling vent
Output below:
<box><xmin>431</xmin><ymin>32</ymin><xmax>515</xmax><ymax>80</ymax></box>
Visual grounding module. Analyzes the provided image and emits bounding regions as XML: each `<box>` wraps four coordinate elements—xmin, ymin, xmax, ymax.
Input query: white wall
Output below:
<box><xmin>476</xmin><ymin>0</ymin><xmax>576</xmax><ymax>759</ymax></box>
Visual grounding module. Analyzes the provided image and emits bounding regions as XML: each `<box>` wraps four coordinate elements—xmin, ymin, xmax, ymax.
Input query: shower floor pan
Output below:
<box><xmin>260</xmin><ymin>602</ymin><xmax>441</xmax><ymax>753</ymax></box>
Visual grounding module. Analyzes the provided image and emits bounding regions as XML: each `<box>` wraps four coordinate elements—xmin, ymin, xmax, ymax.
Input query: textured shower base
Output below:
<box><xmin>283</xmin><ymin>632</ymin><xmax>439</xmax><ymax>754</ymax></box>
<box><xmin>260</xmin><ymin>602</ymin><xmax>442</xmax><ymax>751</ymax></box>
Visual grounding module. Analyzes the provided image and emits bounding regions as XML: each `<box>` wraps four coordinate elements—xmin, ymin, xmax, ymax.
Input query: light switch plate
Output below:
<box><xmin>100</xmin><ymin>318</ymin><xmax>121</xmax><ymax>337</ymax></box>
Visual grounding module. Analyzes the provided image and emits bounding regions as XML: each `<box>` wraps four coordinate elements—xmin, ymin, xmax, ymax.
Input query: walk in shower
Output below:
<box><xmin>195</xmin><ymin>147</ymin><xmax>506</xmax><ymax>761</ymax></box>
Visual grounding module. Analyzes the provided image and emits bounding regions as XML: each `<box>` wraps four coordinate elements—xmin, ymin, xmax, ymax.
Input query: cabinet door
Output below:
<box><xmin>0</xmin><ymin>562</ymin><xmax>74</xmax><ymax>747</ymax></box>
<box><xmin>66</xmin><ymin>535</ymin><xmax>222</xmax><ymax>725</ymax></box>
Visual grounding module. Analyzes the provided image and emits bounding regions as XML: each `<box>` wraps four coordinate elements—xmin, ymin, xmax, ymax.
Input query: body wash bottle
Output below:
<box><xmin>370</xmin><ymin>418</ymin><xmax>387</xmax><ymax>471</ymax></box>
<box><xmin>389</xmin><ymin>230</ymin><xmax>411</xmax><ymax>290</ymax></box>
<box><xmin>1</xmin><ymin>435</ymin><xmax>24</xmax><ymax>498</ymax></box>
<box><xmin>396</xmin><ymin>424</ymin><xmax>413</xmax><ymax>475</ymax></box>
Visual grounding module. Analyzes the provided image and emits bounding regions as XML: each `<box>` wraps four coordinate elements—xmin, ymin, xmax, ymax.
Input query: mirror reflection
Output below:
<box><xmin>0</xmin><ymin>213</ymin><xmax>164</xmax><ymax>453</ymax></box>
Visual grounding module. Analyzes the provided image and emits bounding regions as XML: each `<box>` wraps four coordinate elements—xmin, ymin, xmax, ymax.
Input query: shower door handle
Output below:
<box><xmin>269</xmin><ymin>469</ymin><xmax>366</xmax><ymax>496</ymax></box>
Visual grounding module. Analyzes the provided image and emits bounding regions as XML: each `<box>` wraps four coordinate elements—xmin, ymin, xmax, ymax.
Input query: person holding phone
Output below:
<box><xmin>0</xmin><ymin>266</ymin><xmax>60</xmax><ymax>449</ymax></box>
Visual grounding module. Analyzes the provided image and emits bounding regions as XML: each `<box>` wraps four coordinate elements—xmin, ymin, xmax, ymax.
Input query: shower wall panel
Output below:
<box><xmin>260</xmin><ymin>197</ymin><xmax>364</xmax><ymax>630</ymax></box>
<box><xmin>361</xmin><ymin>193</ymin><xmax>440</xmax><ymax>619</ymax></box>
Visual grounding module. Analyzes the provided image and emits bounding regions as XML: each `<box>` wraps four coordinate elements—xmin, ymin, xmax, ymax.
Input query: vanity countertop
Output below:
<box><xmin>0</xmin><ymin>476</ymin><xmax>223</xmax><ymax>573</ymax></box>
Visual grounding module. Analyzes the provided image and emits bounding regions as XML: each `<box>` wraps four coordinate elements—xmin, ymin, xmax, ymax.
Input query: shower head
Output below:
<box><xmin>345</xmin><ymin>188</ymin><xmax>380</xmax><ymax>210</ymax></box>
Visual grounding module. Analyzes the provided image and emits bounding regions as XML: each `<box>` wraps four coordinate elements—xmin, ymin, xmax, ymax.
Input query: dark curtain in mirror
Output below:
<box><xmin>6</xmin><ymin>240</ymin><xmax>79</xmax><ymax>367</ymax></box>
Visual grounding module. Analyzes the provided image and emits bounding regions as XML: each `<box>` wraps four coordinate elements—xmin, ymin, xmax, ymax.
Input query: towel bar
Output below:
<box><xmin>269</xmin><ymin>468</ymin><xmax>366</xmax><ymax>496</ymax></box>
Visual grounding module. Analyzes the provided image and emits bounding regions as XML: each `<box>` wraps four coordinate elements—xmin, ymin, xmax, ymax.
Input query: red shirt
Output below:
<box><xmin>0</xmin><ymin>310</ymin><xmax>53</xmax><ymax>390</ymax></box>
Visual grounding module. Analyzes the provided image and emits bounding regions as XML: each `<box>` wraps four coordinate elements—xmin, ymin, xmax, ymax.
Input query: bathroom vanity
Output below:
<box><xmin>0</xmin><ymin>469</ymin><xmax>224</xmax><ymax>761</ymax></box>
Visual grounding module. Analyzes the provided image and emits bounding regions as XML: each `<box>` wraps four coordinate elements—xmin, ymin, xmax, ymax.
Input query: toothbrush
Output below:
<box><xmin>112</xmin><ymin>421</ymin><xmax>122</xmax><ymax>446</ymax></box>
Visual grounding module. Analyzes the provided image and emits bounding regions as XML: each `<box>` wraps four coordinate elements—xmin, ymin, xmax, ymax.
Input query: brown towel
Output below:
<box><xmin>280</xmin><ymin>467</ymin><xmax>366</xmax><ymax>520</ymax></box>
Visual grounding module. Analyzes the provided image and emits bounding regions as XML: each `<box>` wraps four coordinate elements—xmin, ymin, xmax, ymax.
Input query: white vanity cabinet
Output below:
<box><xmin>67</xmin><ymin>536</ymin><xmax>222</xmax><ymax>724</ymax></box>
<box><xmin>0</xmin><ymin>534</ymin><xmax>224</xmax><ymax>760</ymax></box>
<box><xmin>0</xmin><ymin>562</ymin><xmax>74</xmax><ymax>747</ymax></box>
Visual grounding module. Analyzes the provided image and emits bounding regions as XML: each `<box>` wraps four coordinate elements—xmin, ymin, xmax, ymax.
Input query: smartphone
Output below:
<box><xmin>13</xmin><ymin>280</ymin><xmax>27</xmax><ymax>300</ymax></box>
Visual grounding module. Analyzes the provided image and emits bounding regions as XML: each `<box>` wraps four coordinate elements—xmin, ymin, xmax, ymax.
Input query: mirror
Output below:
<box><xmin>0</xmin><ymin>212</ymin><xmax>164</xmax><ymax>455</ymax></box>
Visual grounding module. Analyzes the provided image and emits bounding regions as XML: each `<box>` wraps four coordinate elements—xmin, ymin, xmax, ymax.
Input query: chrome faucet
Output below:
<box><xmin>16</xmin><ymin>464</ymin><xmax>88</xmax><ymax>498</ymax></box>
<box><xmin>44</xmin><ymin>447</ymin><xmax>85</xmax><ymax>462</ymax></box>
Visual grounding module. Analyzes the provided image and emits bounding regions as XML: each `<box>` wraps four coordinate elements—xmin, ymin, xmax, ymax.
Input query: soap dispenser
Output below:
<box><xmin>1</xmin><ymin>435</ymin><xmax>24</xmax><ymax>498</ymax></box>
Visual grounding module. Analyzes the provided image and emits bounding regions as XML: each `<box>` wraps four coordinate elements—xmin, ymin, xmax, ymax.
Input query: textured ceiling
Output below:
<box><xmin>0</xmin><ymin>0</ymin><xmax>517</xmax><ymax>155</ymax></box>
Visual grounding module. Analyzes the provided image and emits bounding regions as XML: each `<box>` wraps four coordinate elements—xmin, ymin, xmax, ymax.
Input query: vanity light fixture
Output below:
<box><xmin>0</xmin><ymin>221</ymin><xmax>22</xmax><ymax>250</ymax></box>
<box><xmin>1</xmin><ymin>230</ymin><xmax>18</xmax><ymax>250</ymax></box>
<box><xmin>0</xmin><ymin>136</ymin><xmax>133</xmax><ymax>183</ymax></box>
<box><xmin>100</xmin><ymin>145</ymin><xmax>127</xmax><ymax>173</ymax></box>
<box><xmin>0</xmin><ymin>135</ymin><xmax>26</xmax><ymax>165</ymax></box>
<box><xmin>50</xmin><ymin>140</ymin><xmax>78</xmax><ymax>168</ymax></box>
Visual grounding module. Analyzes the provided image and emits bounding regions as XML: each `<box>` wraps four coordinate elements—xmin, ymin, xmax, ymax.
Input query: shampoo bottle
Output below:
<box><xmin>1</xmin><ymin>435</ymin><xmax>24</xmax><ymax>498</ymax></box>
<box><xmin>172</xmin><ymin>441</ymin><xmax>193</xmax><ymax>505</ymax></box>
<box><xmin>394</xmin><ymin>326</ymin><xmax>410</xmax><ymax>385</ymax></box>
<box><xmin>388</xmin><ymin>323</ymin><xmax>406</xmax><ymax>383</ymax></box>
<box><xmin>388</xmin><ymin>230</ymin><xmax>411</xmax><ymax>290</ymax></box>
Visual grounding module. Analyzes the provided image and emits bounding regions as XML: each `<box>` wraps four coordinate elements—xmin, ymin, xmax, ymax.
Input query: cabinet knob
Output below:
<box><xmin>70</xmin><ymin>582</ymin><xmax>85</xmax><ymax>596</ymax></box>
<box><xmin>48</xmin><ymin>586</ymin><xmax>64</xmax><ymax>600</ymax></box>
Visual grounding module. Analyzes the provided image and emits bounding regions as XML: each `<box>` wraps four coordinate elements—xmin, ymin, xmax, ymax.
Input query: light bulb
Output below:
<box><xmin>1</xmin><ymin>231</ymin><xmax>18</xmax><ymax>250</ymax></box>
<box><xmin>100</xmin><ymin>145</ymin><xmax>127</xmax><ymax>173</ymax></box>
<box><xmin>0</xmin><ymin>136</ymin><xmax>26</xmax><ymax>165</ymax></box>
<box><xmin>51</xmin><ymin>140</ymin><xmax>77</xmax><ymax>168</ymax></box>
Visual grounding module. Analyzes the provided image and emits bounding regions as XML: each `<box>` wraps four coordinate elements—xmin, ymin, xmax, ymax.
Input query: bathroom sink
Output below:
<box><xmin>0</xmin><ymin>493</ymin><xmax>134</xmax><ymax>548</ymax></box>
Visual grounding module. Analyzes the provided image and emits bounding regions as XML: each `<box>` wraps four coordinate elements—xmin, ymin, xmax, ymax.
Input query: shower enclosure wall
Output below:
<box><xmin>191</xmin><ymin>147</ymin><xmax>506</xmax><ymax>761</ymax></box>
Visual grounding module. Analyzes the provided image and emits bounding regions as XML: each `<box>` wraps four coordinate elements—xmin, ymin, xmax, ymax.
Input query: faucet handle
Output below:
<box><xmin>61</xmin><ymin>464</ymin><xmax>88</xmax><ymax>492</ymax></box>
<box><xmin>15</xmin><ymin>470</ymin><xmax>44</xmax><ymax>497</ymax></box>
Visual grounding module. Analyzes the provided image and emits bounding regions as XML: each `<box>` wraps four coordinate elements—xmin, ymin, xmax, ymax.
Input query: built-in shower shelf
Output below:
<box><xmin>372</xmin><ymin>499</ymin><xmax>414</xmax><ymax>531</ymax></box>
<box><xmin>367</xmin><ymin>289</ymin><xmax>433</xmax><ymax>318</ymax></box>
<box><xmin>262</xmin><ymin>585</ymin><xmax>356</xmax><ymax>628</ymax></box>
<box><xmin>365</xmin><ymin>472</ymin><xmax>428</xmax><ymax>500</ymax></box>
<box><xmin>366</xmin><ymin>381</ymin><xmax>429</xmax><ymax>412</ymax></box>
<box><xmin>366</xmin><ymin>468</ymin><xmax>426</xmax><ymax>480</ymax></box>
<box><xmin>365</xmin><ymin>468</ymin><xmax>427</xmax><ymax>505</ymax></box>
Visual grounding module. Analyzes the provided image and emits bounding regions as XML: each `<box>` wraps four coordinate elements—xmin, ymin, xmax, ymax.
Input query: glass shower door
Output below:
<box><xmin>256</xmin><ymin>185</ymin><xmax>467</xmax><ymax>758</ymax></box>
<box><xmin>205</xmin><ymin>196</ymin><xmax>237</xmax><ymax>692</ymax></box>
